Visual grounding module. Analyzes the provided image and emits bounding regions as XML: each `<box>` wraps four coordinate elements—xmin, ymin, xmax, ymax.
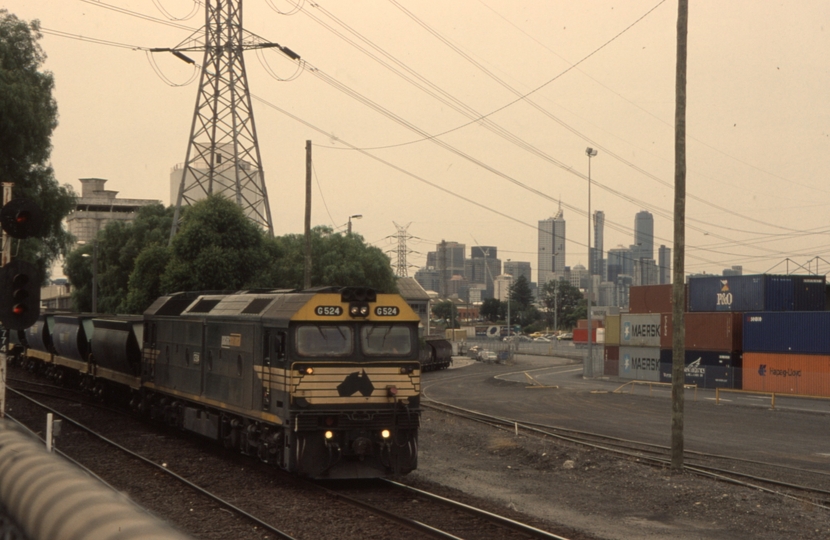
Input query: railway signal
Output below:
<box><xmin>0</xmin><ymin>197</ymin><xmax>43</xmax><ymax>239</ymax></box>
<box><xmin>0</xmin><ymin>259</ymin><xmax>40</xmax><ymax>330</ymax></box>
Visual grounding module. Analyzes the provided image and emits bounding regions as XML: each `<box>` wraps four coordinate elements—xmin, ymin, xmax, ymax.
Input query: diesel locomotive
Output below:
<box><xmin>13</xmin><ymin>287</ymin><xmax>422</xmax><ymax>479</ymax></box>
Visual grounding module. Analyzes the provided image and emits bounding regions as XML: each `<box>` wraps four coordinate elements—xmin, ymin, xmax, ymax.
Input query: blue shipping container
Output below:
<box><xmin>688</xmin><ymin>275</ymin><xmax>825</xmax><ymax>312</ymax></box>
<box><xmin>743</xmin><ymin>311</ymin><xmax>830</xmax><ymax>355</ymax></box>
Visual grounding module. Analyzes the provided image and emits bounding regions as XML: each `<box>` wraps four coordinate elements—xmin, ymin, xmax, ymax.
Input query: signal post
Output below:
<box><xmin>0</xmin><ymin>183</ymin><xmax>43</xmax><ymax>417</ymax></box>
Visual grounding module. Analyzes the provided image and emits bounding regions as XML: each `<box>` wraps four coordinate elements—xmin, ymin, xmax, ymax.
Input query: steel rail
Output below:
<box><xmin>382</xmin><ymin>479</ymin><xmax>572</xmax><ymax>540</ymax></box>
<box><xmin>423</xmin><ymin>399</ymin><xmax>830</xmax><ymax>510</ymax></box>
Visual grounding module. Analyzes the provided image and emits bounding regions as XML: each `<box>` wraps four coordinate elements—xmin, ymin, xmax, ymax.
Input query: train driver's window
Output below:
<box><xmin>296</xmin><ymin>325</ymin><xmax>353</xmax><ymax>357</ymax></box>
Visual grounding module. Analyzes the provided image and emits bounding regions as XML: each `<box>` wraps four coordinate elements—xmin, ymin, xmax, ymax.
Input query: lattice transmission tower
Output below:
<box><xmin>167</xmin><ymin>0</ymin><xmax>296</xmax><ymax>241</ymax></box>
<box><xmin>392</xmin><ymin>222</ymin><xmax>412</xmax><ymax>277</ymax></box>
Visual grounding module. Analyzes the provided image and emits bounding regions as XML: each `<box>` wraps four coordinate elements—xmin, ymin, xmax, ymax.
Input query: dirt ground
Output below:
<box><xmin>410</xmin><ymin>358</ymin><xmax>830</xmax><ymax>540</ymax></box>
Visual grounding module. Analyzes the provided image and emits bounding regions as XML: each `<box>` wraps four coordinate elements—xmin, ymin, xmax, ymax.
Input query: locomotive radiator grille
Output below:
<box><xmin>294</xmin><ymin>410</ymin><xmax>420</xmax><ymax>431</ymax></box>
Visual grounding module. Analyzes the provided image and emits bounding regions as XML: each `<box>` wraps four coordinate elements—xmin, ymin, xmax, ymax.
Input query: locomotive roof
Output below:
<box><xmin>144</xmin><ymin>288</ymin><xmax>420</xmax><ymax>324</ymax></box>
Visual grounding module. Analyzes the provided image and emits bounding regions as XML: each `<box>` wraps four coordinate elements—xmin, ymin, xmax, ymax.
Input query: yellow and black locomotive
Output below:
<box><xmin>18</xmin><ymin>287</ymin><xmax>422</xmax><ymax>479</ymax></box>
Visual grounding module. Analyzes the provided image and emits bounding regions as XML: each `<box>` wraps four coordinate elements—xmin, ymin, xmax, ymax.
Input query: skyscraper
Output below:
<box><xmin>538</xmin><ymin>204</ymin><xmax>566</xmax><ymax>284</ymax></box>
<box><xmin>658</xmin><ymin>245</ymin><xmax>671</xmax><ymax>284</ymax></box>
<box><xmin>592</xmin><ymin>210</ymin><xmax>605</xmax><ymax>280</ymax></box>
<box><xmin>633</xmin><ymin>210</ymin><xmax>654</xmax><ymax>261</ymax></box>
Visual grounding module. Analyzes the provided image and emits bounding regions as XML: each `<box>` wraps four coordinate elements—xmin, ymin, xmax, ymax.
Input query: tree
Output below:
<box><xmin>479</xmin><ymin>297</ymin><xmax>501</xmax><ymax>322</ymax></box>
<box><xmin>0</xmin><ymin>11</ymin><xmax>75</xmax><ymax>278</ymax></box>
<box><xmin>431</xmin><ymin>300</ymin><xmax>458</xmax><ymax>328</ymax></box>
<box><xmin>64</xmin><ymin>204</ymin><xmax>173</xmax><ymax>313</ymax></box>
<box><xmin>540</xmin><ymin>280</ymin><xmax>585</xmax><ymax>330</ymax></box>
<box><xmin>509</xmin><ymin>275</ymin><xmax>533</xmax><ymax>311</ymax></box>
<box><xmin>264</xmin><ymin>226</ymin><xmax>398</xmax><ymax>293</ymax></box>
<box><xmin>161</xmin><ymin>195</ymin><xmax>269</xmax><ymax>293</ymax></box>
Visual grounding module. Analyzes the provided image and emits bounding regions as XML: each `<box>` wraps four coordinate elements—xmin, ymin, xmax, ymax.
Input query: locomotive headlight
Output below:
<box><xmin>381</xmin><ymin>429</ymin><xmax>391</xmax><ymax>439</ymax></box>
<box><xmin>325</xmin><ymin>430</ymin><xmax>334</xmax><ymax>440</ymax></box>
<box><xmin>300</xmin><ymin>366</ymin><xmax>314</xmax><ymax>375</ymax></box>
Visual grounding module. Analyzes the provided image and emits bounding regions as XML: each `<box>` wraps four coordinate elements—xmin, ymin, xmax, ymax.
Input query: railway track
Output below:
<box><xmin>6</xmin><ymin>386</ymin><xmax>298</xmax><ymax>540</ymax></box>
<box><xmin>423</xmin><ymin>399</ymin><xmax>830</xmax><ymax>511</ymax></box>
<box><xmin>7</xmin><ymin>374</ymin><xmax>574</xmax><ymax>539</ymax></box>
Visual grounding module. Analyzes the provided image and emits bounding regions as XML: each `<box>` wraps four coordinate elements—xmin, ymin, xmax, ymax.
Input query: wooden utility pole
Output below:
<box><xmin>304</xmin><ymin>141</ymin><xmax>312</xmax><ymax>290</ymax></box>
<box><xmin>671</xmin><ymin>0</ymin><xmax>689</xmax><ymax>471</ymax></box>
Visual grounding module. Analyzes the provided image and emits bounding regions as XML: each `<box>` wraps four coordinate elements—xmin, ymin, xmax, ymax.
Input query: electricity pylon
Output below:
<box><xmin>166</xmin><ymin>0</ymin><xmax>296</xmax><ymax>241</ymax></box>
<box><xmin>393</xmin><ymin>222</ymin><xmax>412</xmax><ymax>277</ymax></box>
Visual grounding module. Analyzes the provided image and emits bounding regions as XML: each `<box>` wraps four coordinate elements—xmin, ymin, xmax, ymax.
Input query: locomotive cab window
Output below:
<box><xmin>295</xmin><ymin>325</ymin><xmax>353</xmax><ymax>357</ymax></box>
<box><xmin>361</xmin><ymin>325</ymin><xmax>413</xmax><ymax>356</ymax></box>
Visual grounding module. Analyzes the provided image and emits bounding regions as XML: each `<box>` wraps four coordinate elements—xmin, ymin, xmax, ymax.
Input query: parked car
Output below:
<box><xmin>533</xmin><ymin>337</ymin><xmax>551</xmax><ymax>342</ymax></box>
<box><xmin>556</xmin><ymin>332</ymin><xmax>573</xmax><ymax>341</ymax></box>
<box><xmin>477</xmin><ymin>350</ymin><xmax>499</xmax><ymax>362</ymax></box>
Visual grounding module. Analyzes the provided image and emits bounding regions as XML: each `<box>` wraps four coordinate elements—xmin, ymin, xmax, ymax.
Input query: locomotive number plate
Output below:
<box><xmin>315</xmin><ymin>306</ymin><xmax>343</xmax><ymax>316</ymax></box>
<box><xmin>374</xmin><ymin>306</ymin><xmax>400</xmax><ymax>316</ymax></box>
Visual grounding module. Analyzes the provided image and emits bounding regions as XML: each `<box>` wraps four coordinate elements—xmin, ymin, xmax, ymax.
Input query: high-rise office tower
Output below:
<box><xmin>538</xmin><ymin>204</ymin><xmax>566</xmax><ymax>284</ymax></box>
<box><xmin>592</xmin><ymin>210</ymin><xmax>605</xmax><ymax>280</ymax></box>
<box><xmin>633</xmin><ymin>210</ymin><xmax>654</xmax><ymax>261</ymax></box>
<box><xmin>658</xmin><ymin>245</ymin><xmax>671</xmax><ymax>284</ymax></box>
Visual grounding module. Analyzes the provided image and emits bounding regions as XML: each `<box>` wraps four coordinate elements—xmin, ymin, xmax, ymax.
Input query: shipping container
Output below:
<box><xmin>573</xmin><ymin>328</ymin><xmax>598</xmax><ymax>344</ymax></box>
<box><xmin>619</xmin><ymin>314</ymin><xmax>661</xmax><ymax>348</ymax></box>
<box><xmin>604</xmin><ymin>315</ymin><xmax>620</xmax><ymax>345</ymax></box>
<box><xmin>659</xmin><ymin>312</ymin><xmax>743</xmax><ymax>351</ymax></box>
<box><xmin>658</xmin><ymin>349</ymin><xmax>741</xmax><ymax>388</ymax></box>
<box><xmin>629</xmin><ymin>284</ymin><xmax>673</xmax><ymax>314</ymax></box>
<box><xmin>618</xmin><ymin>346</ymin><xmax>661</xmax><ymax>381</ymax></box>
<box><xmin>604</xmin><ymin>345</ymin><xmax>619</xmax><ymax>377</ymax></box>
<box><xmin>742</xmin><ymin>352</ymin><xmax>830</xmax><ymax>397</ymax></box>
<box><xmin>576</xmin><ymin>319</ymin><xmax>604</xmax><ymax>329</ymax></box>
<box><xmin>688</xmin><ymin>274</ymin><xmax>825</xmax><ymax>312</ymax></box>
<box><xmin>743</xmin><ymin>312</ymin><xmax>830</xmax><ymax>355</ymax></box>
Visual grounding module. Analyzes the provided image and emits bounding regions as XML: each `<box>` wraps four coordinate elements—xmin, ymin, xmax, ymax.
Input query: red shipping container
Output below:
<box><xmin>743</xmin><ymin>352</ymin><xmax>830</xmax><ymax>397</ymax></box>
<box><xmin>573</xmin><ymin>328</ymin><xmax>598</xmax><ymax>344</ymax></box>
<box><xmin>577</xmin><ymin>319</ymin><xmax>604</xmax><ymax>329</ymax></box>
<box><xmin>629</xmin><ymin>285</ymin><xmax>673</xmax><ymax>314</ymax></box>
<box><xmin>659</xmin><ymin>312</ymin><xmax>743</xmax><ymax>351</ymax></box>
<box><xmin>604</xmin><ymin>346</ymin><xmax>619</xmax><ymax>376</ymax></box>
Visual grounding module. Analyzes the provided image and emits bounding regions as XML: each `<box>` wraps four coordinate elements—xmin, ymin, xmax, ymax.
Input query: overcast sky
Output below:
<box><xmin>6</xmin><ymin>1</ymin><xmax>830</xmax><ymax>282</ymax></box>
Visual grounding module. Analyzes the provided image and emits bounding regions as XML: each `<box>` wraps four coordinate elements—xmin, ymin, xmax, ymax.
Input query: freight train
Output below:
<box><xmin>8</xmin><ymin>287</ymin><xmax>422</xmax><ymax>479</ymax></box>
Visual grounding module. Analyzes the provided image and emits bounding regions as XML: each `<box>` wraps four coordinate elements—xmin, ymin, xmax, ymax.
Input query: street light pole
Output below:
<box><xmin>92</xmin><ymin>240</ymin><xmax>98</xmax><ymax>314</ymax></box>
<box><xmin>347</xmin><ymin>214</ymin><xmax>362</xmax><ymax>235</ymax></box>
<box><xmin>585</xmin><ymin>147</ymin><xmax>597</xmax><ymax>378</ymax></box>
<box><xmin>506</xmin><ymin>259</ymin><xmax>511</xmax><ymax>342</ymax></box>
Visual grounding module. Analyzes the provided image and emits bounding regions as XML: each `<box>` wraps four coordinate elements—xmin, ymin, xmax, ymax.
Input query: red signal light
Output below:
<box><xmin>12</xmin><ymin>304</ymin><xmax>26</xmax><ymax>315</ymax></box>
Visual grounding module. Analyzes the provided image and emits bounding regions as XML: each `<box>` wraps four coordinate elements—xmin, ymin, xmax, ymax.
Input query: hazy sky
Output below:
<box><xmin>6</xmin><ymin>1</ymin><xmax>830</xmax><ymax>282</ymax></box>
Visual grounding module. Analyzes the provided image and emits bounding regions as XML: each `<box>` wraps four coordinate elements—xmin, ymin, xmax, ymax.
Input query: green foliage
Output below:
<box><xmin>539</xmin><ymin>280</ymin><xmax>585</xmax><ymax>330</ymax></box>
<box><xmin>64</xmin><ymin>204</ymin><xmax>173</xmax><ymax>313</ymax></box>
<box><xmin>431</xmin><ymin>300</ymin><xmax>458</xmax><ymax>327</ymax></box>
<box><xmin>161</xmin><ymin>195</ymin><xmax>268</xmax><ymax>293</ymax></box>
<box><xmin>67</xmin><ymin>195</ymin><xmax>400</xmax><ymax>314</ymax></box>
<box><xmin>479</xmin><ymin>297</ymin><xmax>501</xmax><ymax>322</ymax></box>
<box><xmin>122</xmin><ymin>244</ymin><xmax>171</xmax><ymax>314</ymax></box>
<box><xmin>0</xmin><ymin>11</ymin><xmax>75</xmax><ymax>277</ymax></box>
<box><xmin>508</xmin><ymin>275</ymin><xmax>534</xmax><ymax>311</ymax></box>
<box><xmin>266</xmin><ymin>226</ymin><xmax>397</xmax><ymax>292</ymax></box>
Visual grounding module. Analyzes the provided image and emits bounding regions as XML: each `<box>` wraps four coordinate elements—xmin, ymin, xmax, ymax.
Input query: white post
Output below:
<box><xmin>46</xmin><ymin>413</ymin><xmax>54</xmax><ymax>452</ymax></box>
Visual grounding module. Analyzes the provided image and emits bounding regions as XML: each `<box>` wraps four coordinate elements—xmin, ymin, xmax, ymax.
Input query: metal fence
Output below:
<box><xmin>459</xmin><ymin>338</ymin><xmax>586</xmax><ymax>362</ymax></box>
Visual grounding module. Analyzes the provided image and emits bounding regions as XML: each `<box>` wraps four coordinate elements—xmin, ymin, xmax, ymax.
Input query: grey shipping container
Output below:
<box><xmin>620</xmin><ymin>314</ymin><xmax>661</xmax><ymax>348</ymax></box>
<box><xmin>619</xmin><ymin>346</ymin><xmax>661</xmax><ymax>381</ymax></box>
<box><xmin>688</xmin><ymin>274</ymin><xmax>825</xmax><ymax>312</ymax></box>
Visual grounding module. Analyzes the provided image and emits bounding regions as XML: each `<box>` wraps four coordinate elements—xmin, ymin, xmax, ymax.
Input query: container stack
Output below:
<box><xmin>743</xmin><ymin>311</ymin><xmax>830</xmax><ymax>397</ymax></box>
<box><xmin>619</xmin><ymin>275</ymin><xmax>826</xmax><ymax>391</ymax></box>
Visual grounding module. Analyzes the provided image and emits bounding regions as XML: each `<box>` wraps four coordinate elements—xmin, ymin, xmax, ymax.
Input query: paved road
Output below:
<box><xmin>423</xmin><ymin>354</ymin><xmax>830</xmax><ymax>472</ymax></box>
